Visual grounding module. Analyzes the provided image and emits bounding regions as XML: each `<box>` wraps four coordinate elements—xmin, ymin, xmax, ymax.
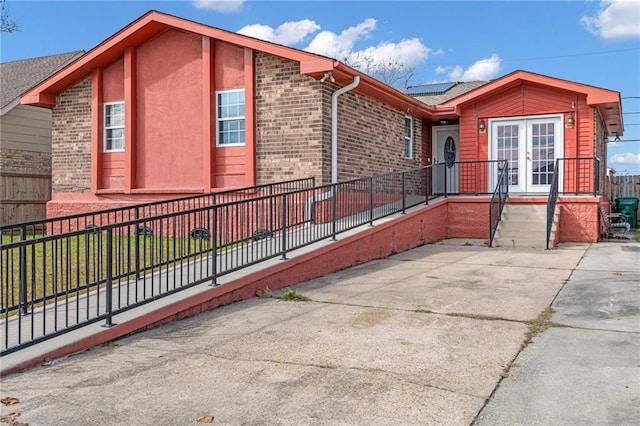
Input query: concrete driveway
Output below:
<box><xmin>0</xmin><ymin>240</ymin><xmax>637</xmax><ymax>425</ymax></box>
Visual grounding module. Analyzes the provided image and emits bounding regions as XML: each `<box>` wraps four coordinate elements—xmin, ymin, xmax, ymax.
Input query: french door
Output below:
<box><xmin>490</xmin><ymin>116</ymin><xmax>563</xmax><ymax>193</ymax></box>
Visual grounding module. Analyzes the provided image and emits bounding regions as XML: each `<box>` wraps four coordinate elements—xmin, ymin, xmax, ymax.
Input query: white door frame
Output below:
<box><xmin>432</xmin><ymin>125</ymin><xmax>460</xmax><ymax>194</ymax></box>
<box><xmin>489</xmin><ymin>114</ymin><xmax>564</xmax><ymax>193</ymax></box>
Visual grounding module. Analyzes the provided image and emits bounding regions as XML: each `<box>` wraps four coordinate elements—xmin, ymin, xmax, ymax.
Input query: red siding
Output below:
<box><xmin>101</xmin><ymin>152</ymin><xmax>124</xmax><ymax>189</ymax></box>
<box><xmin>458</xmin><ymin>82</ymin><xmax>595</xmax><ymax>178</ymax></box>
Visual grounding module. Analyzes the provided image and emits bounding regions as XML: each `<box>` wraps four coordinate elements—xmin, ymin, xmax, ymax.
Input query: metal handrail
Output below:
<box><xmin>1</xmin><ymin>161</ymin><xmax>505</xmax><ymax>355</ymax></box>
<box><xmin>545</xmin><ymin>156</ymin><xmax>601</xmax><ymax>249</ymax></box>
<box><xmin>546</xmin><ymin>159</ymin><xmax>561</xmax><ymax>250</ymax></box>
<box><xmin>489</xmin><ymin>160</ymin><xmax>508</xmax><ymax>247</ymax></box>
<box><xmin>0</xmin><ymin>177</ymin><xmax>316</xmax><ymax>237</ymax></box>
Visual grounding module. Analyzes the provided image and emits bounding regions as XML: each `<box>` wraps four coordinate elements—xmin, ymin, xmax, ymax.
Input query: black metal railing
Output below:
<box><xmin>1</xmin><ymin>166</ymin><xmax>443</xmax><ymax>354</ymax></box>
<box><xmin>0</xmin><ymin>177</ymin><xmax>316</xmax><ymax>239</ymax></box>
<box><xmin>489</xmin><ymin>161</ymin><xmax>509</xmax><ymax>247</ymax></box>
<box><xmin>558</xmin><ymin>157</ymin><xmax>601</xmax><ymax>196</ymax></box>
<box><xmin>545</xmin><ymin>157</ymin><xmax>601</xmax><ymax>249</ymax></box>
<box><xmin>1</xmin><ymin>161</ymin><xmax>512</xmax><ymax>355</ymax></box>
<box><xmin>546</xmin><ymin>159</ymin><xmax>561</xmax><ymax>250</ymax></box>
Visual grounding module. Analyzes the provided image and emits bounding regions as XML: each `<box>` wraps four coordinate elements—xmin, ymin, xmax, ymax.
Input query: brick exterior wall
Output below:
<box><xmin>0</xmin><ymin>148</ymin><xmax>51</xmax><ymax>174</ymax></box>
<box><xmin>255</xmin><ymin>52</ymin><xmax>422</xmax><ymax>186</ymax></box>
<box><xmin>336</xmin><ymin>90</ymin><xmax>422</xmax><ymax>182</ymax></box>
<box><xmin>255</xmin><ymin>53</ymin><xmax>328</xmax><ymax>184</ymax></box>
<box><xmin>51</xmin><ymin>76</ymin><xmax>92</xmax><ymax>193</ymax></box>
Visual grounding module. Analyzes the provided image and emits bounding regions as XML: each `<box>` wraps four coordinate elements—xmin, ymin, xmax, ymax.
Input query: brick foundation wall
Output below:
<box><xmin>558</xmin><ymin>196</ymin><xmax>600</xmax><ymax>242</ymax></box>
<box><xmin>446</xmin><ymin>198</ymin><xmax>491</xmax><ymax>240</ymax></box>
<box><xmin>0</xmin><ymin>148</ymin><xmax>51</xmax><ymax>174</ymax></box>
<box><xmin>51</xmin><ymin>76</ymin><xmax>92</xmax><ymax>193</ymax></box>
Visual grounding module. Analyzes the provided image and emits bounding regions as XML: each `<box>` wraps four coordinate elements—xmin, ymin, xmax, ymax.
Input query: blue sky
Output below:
<box><xmin>2</xmin><ymin>0</ymin><xmax>639</xmax><ymax>174</ymax></box>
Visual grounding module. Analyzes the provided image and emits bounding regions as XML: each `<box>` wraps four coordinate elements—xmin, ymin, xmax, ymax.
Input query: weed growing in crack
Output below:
<box><xmin>277</xmin><ymin>288</ymin><xmax>310</xmax><ymax>302</ymax></box>
<box><xmin>523</xmin><ymin>307</ymin><xmax>565</xmax><ymax>347</ymax></box>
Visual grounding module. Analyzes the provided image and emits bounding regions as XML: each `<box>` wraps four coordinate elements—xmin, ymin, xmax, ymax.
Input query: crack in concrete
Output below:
<box><xmin>201</xmin><ymin>353</ymin><xmax>483</xmax><ymax>399</ymax></box>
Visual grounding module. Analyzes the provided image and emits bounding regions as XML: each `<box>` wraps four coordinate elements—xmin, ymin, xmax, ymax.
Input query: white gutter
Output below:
<box><xmin>331</xmin><ymin>76</ymin><xmax>360</xmax><ymax>184</ymax></box>
<box><xmin>306</xmin><ymin>75</ymin><xmax>361</xmax><ymax>222</ymax></box>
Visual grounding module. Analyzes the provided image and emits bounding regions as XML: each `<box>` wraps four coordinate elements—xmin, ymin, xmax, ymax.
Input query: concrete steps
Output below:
<box><xmin>493</xmin><ymin>203</ymin><xmax>558</xmax><ymax>249</ymax></box>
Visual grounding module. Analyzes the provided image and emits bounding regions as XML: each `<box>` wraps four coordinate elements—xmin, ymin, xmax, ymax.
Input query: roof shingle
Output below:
<box><xmin>1</xmin><ymin>51</ymin><xmax>84</xmax><ymax>110</ymax></box>
<box><xmin>406</xmin><ymin>81</ymin><xmax>489</xmax><ymax>105</ymax></box>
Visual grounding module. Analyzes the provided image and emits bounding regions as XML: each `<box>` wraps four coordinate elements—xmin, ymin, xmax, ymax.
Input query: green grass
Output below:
<box><xmin>1</xmin><ymin>233</ymin><xmax>216</xmax><ymax>313</ymax></box>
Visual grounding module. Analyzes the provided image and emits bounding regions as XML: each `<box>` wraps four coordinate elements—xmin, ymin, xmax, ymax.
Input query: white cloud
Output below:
<box><xmin>304</xmin><ymin>18</ymin><xmax>378</xmax><ymax>60</ymax></box>
<box><xmin>581</xmin><ymin>0</ymin><xmax>640</xmax><ymax>39</ymax></box>
<box><xmin>356</xmin><ymin>38</ymin><xmax>431</xmax><ymax>68</ymax></box>
<box><xmin>446</xmin><ymin>54</ymin><xmax>501</xmax><ymax>81</ymax></box>
<box><xmin>194</xmin><ymin>0</ymin><xmax>245</xmax><ymax>13</ymax></box>
<box><xmin>303</xmin><ymin>19</ymin><xmax>432</xmax><ymax>71</ymax></box>
<box><xmin>435</xmin><ymin>66</ymin><xmax>447</xmax><ymax>75</ymax></box>
<box><xmin>238</xmin><ymin>20</ymin><xmax>321</xmax><ymax>44</ymax></box>
<box><xmin>236</xmin><ymin>17</ymin><xmax>434</xmax><ymax>74</ymax></box>
<box><xmin>611</xmin><ymin>152</ymin><xmax>640</xmax><ymax>164</ymax></box>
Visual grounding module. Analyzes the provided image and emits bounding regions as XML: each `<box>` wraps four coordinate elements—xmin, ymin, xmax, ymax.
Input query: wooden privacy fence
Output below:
<box><xmin>605</xmin><ymin>175</ymin><xmax>640</xmax><ymax>200</ymax></box>
<box><xmin>0</xmin><ymin>172</ymin><xmax>51</xmax><ymax>226</ymax></box>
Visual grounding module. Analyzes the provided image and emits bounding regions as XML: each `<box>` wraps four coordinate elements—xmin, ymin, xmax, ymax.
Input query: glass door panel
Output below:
<box><xmin>490</xmin><ymin>116</ymin><xmax>562</xmax><ymax>193</ymax></box>
<box><xmin>529</xmin><ymin>121</ymin><xmax>555</xmax><ymax>189</ymax></box>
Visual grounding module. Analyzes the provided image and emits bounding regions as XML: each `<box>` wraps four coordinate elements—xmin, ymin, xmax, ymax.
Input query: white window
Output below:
<box><xmin>104</xmin><ymin>102</ymin><xmax>125</xmax><ymax>152</ymax></box>
<box><xmin>217</xmin><ymin>89</ymin><xmax>245</xmax><ymax>146</ymax></box>
<box><xmin>404</xmin><ymin>116</ymin><xmax>413</xmax><ymax>159</ymax></box>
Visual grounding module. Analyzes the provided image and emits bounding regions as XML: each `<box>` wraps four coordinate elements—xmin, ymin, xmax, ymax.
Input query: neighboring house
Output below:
<box><xmin>19</xmin><ymin>11</ymin><xmax>624</xmax><ymax>244</ymax></box>
<box><xmin>1</xmin><ymin>51</ymin><xmax>84</xmax><ymax>225</ymax></box>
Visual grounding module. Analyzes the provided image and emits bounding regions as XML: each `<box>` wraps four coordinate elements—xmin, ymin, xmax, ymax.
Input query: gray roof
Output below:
<box><xmin>406</xmin><ymin>81</ymin><xmax>489</xmax><ymax>105</ymax></box>
<box><xmin>1</xmin><ymin>51</ymin><xmax>84</xmax><ymax>110</ymax></box>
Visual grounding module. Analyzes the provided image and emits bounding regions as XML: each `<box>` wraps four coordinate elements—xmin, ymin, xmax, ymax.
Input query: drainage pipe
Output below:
<box><xmin>331</xmin><ymin>75</ymin><xmax>360</xmax><ymax>184</ymax></box>
<box><xmin>306</xmin><ymin>75</ymin><xmax>361</xmax><ymax>222</ymax></box>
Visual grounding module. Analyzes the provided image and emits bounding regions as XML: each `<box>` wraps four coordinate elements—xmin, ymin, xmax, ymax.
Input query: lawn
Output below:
<box><xmin>1</xmin><ymin>233</ymin><xmax>214</xmax><ymax>313</ymax></box>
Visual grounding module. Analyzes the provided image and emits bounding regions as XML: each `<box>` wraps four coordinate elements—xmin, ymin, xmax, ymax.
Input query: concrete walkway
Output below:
<box><xmin>0</xmin><ymin>240</ymin><xmax>638</xmax><ymax>425</ymax></box>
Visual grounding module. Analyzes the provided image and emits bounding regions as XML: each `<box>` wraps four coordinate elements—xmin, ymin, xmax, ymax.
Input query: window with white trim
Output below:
<box><xmin>404</xmin><ymin>116</ymin><xmax>413</xmax><ymax>159</ymax></box>
<box><xmin>217</xmin><ymin>89</ymin><xmax>245</xmax><ymax>146</ymax></box>
<box><xmin>104</xmin><ymin>102</ymin><xmax>125</xmax><ymax>152</ymax></box>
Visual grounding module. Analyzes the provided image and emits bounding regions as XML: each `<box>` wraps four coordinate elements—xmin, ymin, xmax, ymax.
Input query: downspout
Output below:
<box><xmin>306</xmin><ymin>75</ymin><xmax>361</xmax><ymax>222</ymax></box>
<box><xmin>331</xmin><ymin>76</ymin><xmax>360</xmax><ymax>183</ymax></box>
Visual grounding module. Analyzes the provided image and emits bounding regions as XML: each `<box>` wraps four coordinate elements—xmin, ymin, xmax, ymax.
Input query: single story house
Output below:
<box><xmin>20</xmin><ymin>10</ymin><xmax>624</xmax><ymax>245</ymax></box>
<box><xmin>0</xmin><ymin>51</ymin><xmax>83</xmax><ymax>225</ymax></box>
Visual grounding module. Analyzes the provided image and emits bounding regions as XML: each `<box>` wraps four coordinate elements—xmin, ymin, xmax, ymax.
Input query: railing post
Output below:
<box><xmin>210</xmin><ymin>194</ymin><xmax>218</xmax><ymax>286</ymax></box>
<box><xmin>103</xmin><ymin>228</ymin><xmax>115</xmax><ymax>328</ymax></box>
<box><xmin>443</xmin><ymin>165</ymin><xmax>448</xmax><ymax>198</ymax></box>
<box><xmin>19</xmin><ymin>225</ymin><xmax>28</xmax><ymax>315</ymax></box>
<box><xmin>594</xmin><ymin>157</ymin><xmax>599</xmax><ymax>197</ymax></box>
<box><xmin>369</xmin><ymin>177</ymin><xmax>374</xmax><ymax>226</ymax></box>
<box><xmin>269</xmin><ymin>185</ymin><xmax>274</xmax><ymax>232</ymax></box>
<box><xmin>424</xmin><ymin>167</ymin><xmax>429</xmax><ymax>205</ymax></box>
<box><xmin>134</xmin><ymin>206</ymin><xmax>140</xmax><ymax>280</ymax></box>
<box><xmin>331</xmin><ymin>185</ymin><xmax>338</xmax><ymax>241</ymax></box>
<box><xmin>489</xmin><ymin>203</ymin><xmax>493</xmax><ymax>248</ymax></box>
<box><xmin>401</xmin><ymin>171</ymin><xmax>407</xmax><ymax>214</ymax></box>
<box><xmin>280</xmin><ymin>193</ymin><xmax>288</xmax><ymax>260</ymax></box>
